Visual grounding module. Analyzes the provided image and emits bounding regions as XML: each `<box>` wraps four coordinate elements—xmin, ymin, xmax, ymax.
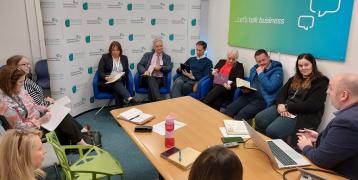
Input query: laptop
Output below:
<box><xmin>243</xmin><ymin>121</ymin><xmax>310</xmax><ymax>169</ymax></box>
<box><xmin>213</xmin><ymin>74</ymin><xmax>229</xmax><ymax>85</ymax></box>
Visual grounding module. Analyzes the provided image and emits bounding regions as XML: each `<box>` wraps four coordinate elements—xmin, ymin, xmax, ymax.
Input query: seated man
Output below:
<box><xmin>171</xmin><ymin>41</ymin><xmax>213</xmax><ymax>98</ymax></box>
<box><xmin>297</xmin><ymin>73</ymin><xmax>358</xmax><ymax>180</ymax></box>
<box><xmin>224</xmin><ymin>49</ymin><xmax>283</xmax><ymax>120</ymax></box>
<box><xmin>137</xmin><ymin>38</ymin><xmax>173</xmax><ymax>102</ymax></box>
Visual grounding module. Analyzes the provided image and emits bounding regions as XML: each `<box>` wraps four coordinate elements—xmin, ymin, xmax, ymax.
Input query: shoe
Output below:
<box><xmin>129</xmin><ymin>98</ymin><xmax>137</xmax><ymax>106</ymax></box>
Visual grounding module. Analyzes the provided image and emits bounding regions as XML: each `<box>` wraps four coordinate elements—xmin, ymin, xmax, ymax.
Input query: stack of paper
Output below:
<box><xmin>42</xmin><ymin>96</ymin><xmax>71</xmax><ymax>131</ymax></box>
<box><xmin>117</xmin><ymin>108</ymin><xmax>154</xmax><ymax>125</ymax></box>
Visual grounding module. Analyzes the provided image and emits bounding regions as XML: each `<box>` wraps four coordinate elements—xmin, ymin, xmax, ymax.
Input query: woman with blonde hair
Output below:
<box><xmin>0</xmin><ymin>129</ymin><xmax>46</xmax><ymax>180</ymax></box>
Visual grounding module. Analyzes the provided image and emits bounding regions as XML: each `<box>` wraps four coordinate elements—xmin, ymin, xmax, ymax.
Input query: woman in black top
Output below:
<box><xmin>98</xmin><ymin>41</ymin><xmax>135</xmax><ymax>107</ymax></box>
<box><xmin>255</xmin><ymin>53</ymin><xmax>329</xmax><ymax>142</ymax></box>
<box><xmin>202</xmin><ymin>49</ymin><xmax>244</xmax><ymax>110</ymax></box>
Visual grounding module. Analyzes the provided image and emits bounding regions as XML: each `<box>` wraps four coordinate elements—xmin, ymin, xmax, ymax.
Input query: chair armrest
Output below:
<box><xmin>61</xmin><ymin>145</ymin><xmax>95</xmax><ymax>158</ymax></box>
<box><xmin>197</xmin><ymin>76</ymin><xmax>212</xmax><ymax>99</ymax></box>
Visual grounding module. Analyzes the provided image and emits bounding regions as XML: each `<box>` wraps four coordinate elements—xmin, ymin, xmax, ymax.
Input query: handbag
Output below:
<box><xmin>82</xmin><ymin>131</ymin><xmax>102</xmax><ymax>148</ymax></box>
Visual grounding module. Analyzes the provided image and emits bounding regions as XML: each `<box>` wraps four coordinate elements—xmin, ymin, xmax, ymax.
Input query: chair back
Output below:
<box><xmin>45</xmin><ymin>131</ymin><xmax>72</xmax><ymax>179</ymax></box>
<box><xmin>35</xmin><ymin>59</ymin><xmax>50</xmax><ymax>89</ymax></box>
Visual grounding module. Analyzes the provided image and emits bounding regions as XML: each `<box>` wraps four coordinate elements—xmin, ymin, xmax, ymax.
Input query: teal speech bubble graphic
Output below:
<box><xmin>310</xmin><ymin>0</ymin><xmax>341</xmax><ymax>17</ymax></box>
<box><xmin>72</xmin><ymin>85</ymin><xmax>77</xmax><ymax>93</ymax></box>
<box><xmin>108</xmin><ymin>18</ymin><xmax>114</xmax><ymax>26</ymax></box>
<box><xmin>90</xmin><ymin>96</ymin><xmax>95</xmax><ymax>103</ymax></box>
<box><xmin>130</xmin><ymin>63</ymin><xmax>135</xmax><ymax>70</ymax></box>
<box><xmin>128</xmin><ymin>34</ymin><xmax>134</xmax><ymax>41</ymax></box>
<box><xmin>87</xmin><ymin>67</ymin><xmax>93</xmax><ymax>74</ymax></box>
<box><xmin>190</xmin><ymin>49</ymin><xmax>195</xmax><ymax>56</ymax></box>
<box><xmin>169</xmin><ymin>4</ymin><xmax>174</xmax><ymax>11</ymax></box>
<box><xmin>68</xmin><ymin>53</ymin><xmax>74</xmax><ymax>61</ymax></box>
<box><xmin>151</xmin><ymin>18</ymin><xmax>156</xmax><ymax>26</ymax></box>
<box><xmin>85</xmin><ymin>36</ymin><xmax>91</xmax><ymax>43</ymax></box>
<box><xmin>127</xmin><ymin>3</ymin><xmax>133</xmax><ymax>11</ymax></box>
<box><xmin>65</xmin><ymin>19</ymin><xmax>70</xmax><ymax>27</ymax></box>
<box><xmin>298</xmin><ymin>16</ymin><xmax>314</xmax><ymax>31</ymax></box>
<box><xmin>191</xmin><ymin>19</ymin><xmax>197</xmax><ymax>26</ymax></box>
<box><xmin>82</xmin><ymin>2</ymin><xmax>88</xmax><ymax>10</ymax></box>
<box><xmin>169</xmin><ymin>34</ymin><xmax>174</xmax><ymax>41</ymax></box>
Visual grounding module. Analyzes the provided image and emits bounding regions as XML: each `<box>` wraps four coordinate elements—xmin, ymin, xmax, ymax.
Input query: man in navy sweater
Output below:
<box><xmin>297</xmin><ymin>73</ymin><xmax>358</xmax><ymax>179</ymax></box>
<box><xmin>171</xmin><ymin>41</ymin><xmax>212</xmax><ymax>98</ymax></box>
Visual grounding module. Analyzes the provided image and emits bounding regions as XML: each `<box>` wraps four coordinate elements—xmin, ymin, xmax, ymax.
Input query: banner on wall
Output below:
<box><xmin>228</xmin><ymin>0</ymin><xmax>354</xmax><ymax>61</ymax></box>
<box><xmin>40</xmin><ymin>0</ymin><xmax>201</xmax><ymax>115</ymax></box>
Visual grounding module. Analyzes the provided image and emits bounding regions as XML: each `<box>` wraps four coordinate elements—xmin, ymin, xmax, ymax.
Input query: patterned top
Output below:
<box><xmin>24</xmin><ymin>78</ymin><xmax>51</xmax><ymax>106</ymax></box>
<box><xmin>0</xmin><ymin>88</ymin><xmax>47</xmax><ymax>129</ymax></box>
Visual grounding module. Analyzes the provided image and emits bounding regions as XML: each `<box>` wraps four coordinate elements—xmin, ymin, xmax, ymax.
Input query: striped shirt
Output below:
<box><xmin>24</xmin><ymin>78</ymin><xmax>51</xmax><ymax>106</ymax></box>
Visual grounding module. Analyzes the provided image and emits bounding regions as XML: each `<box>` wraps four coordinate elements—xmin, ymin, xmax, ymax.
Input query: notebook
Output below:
<box><xmin>117</xmin><ymin>108</ymin><xmax>154</xmax><ymax>125</ymax></box>
<box><xmin>243</xmin><ymin>121</ymin><xmax>310</xmax><ymax>169</ymax></box>
<box><xmin>213</xmin><ymin>74</ymin><xmax>229</xmax><ymax>85</ymax></box>
<box><xmin>236</xmin><ymin>78</ymin><xmax>257</xmax><ymax>91</ymax></box>
<box><xmin>105</xmin><ymin>72</ymin><xmax>125</xmax><ymax>84</ymax></box>
<box><xmin>167</xmin><ymin>147</ymin><xmax>201</xmax><ymax>170</ymax></box>
<box><xmin>223</xmin><ymin>120</ymin><xmax>249</xmax><ymax>135</ymax></box>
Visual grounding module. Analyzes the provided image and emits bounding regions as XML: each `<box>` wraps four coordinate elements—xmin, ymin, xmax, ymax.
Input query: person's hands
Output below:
<box><xmin>0</xmin><ymin>102</ymin><xmax>7</xmax><ymax>116</ymax></box>
<box><xmin>297</xmin><ymin>134</ymin><xmax>313</xmax><ymax>151</ymax></box>
<box><xmin>212</xmin><ymin>69</ymin><xmax>218</xmax><ymax>76</ymax></box>
<box><xmin>45</xmin><ymin>97</ymin><xmax>55</xmax><ymax>104</ymax></box>
<box><xmin>256</xmin><ymin>66</ymin><xmax>265</xmax><ymax>75</ymax></box>
<box><xmin>39</xmin><ymin>112</ymin><xmax>51</xmax><ymax>125</ymax></box>
<box><xmin>183</xmin><ymin>70</ymin><xmax>194</xmax><ymax>80</ymax></box>
<box><xmin>223</xmin><ymin>83</ymin><xmax>231</xmax><ymax>90</ymax></box>
<box><xmin>105</xmin><ymin>75</ymin><xmax>114</xmax><ymax>82</ymax></box>
<box><xmin>154</xmin><ymin>65</ymin><xmax>161</xmax><ymax>71</ymax></box>
<box><xmin>280</xmin><ymin>111</ymin><xmax>294</xmax><ymax>118</ymax></box>
<box><xmin>297</xmin><ymin>128</ymin><xmax>318</xmax><ymax>143</ymax></box>
<box><xmin>277</xmin><ymin>104</ymin><xmax>286</xmax><ymax>113</ymax></box>
<box><xmin>241</xmin><ymin>88</ymin><xmax>251</xmax><ymax>93</ymax></box>
<box><xmin>143</xmin><ymin>71</ymin><xmax>150</xmax><ymax>76</ymax></box>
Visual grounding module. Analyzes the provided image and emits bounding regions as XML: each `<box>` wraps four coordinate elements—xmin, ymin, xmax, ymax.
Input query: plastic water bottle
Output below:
<box><xmin>165</xmin><ymin>114</ymin><xmax>175</xmax><ymax>148</ymax></box>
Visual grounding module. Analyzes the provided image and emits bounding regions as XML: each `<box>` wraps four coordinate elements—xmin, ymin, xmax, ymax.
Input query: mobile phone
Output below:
<box><xmin>160</xmin><ymin>147</ymin><xmax>180</xmax><ymax>159</ymax></box>
<box><xmin>134</xmin><ymin>125</ymin><xmax>153</xmax><ymax>132</ymax></box>
<box><xmin>221</xmin><ymin>137</ymin><xmax>244</xmax><ymax>143</ymax></box>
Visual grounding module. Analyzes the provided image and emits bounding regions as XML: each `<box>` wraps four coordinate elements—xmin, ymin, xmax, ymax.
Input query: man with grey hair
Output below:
<box><xmin>137</xmin><ymin>38</ymin><xmax>173</xmax><ymax>102</ymax></box>
<box><xmin>297</xmin><ymin>73</ymin><xmax>358</xmax><ymax>179</ymax></box>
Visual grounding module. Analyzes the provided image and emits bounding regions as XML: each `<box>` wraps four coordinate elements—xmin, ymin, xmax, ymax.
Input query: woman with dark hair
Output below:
<box><xmin>0</xmin><ymin>66</ymin><xmax>87</xmax><ymax>145</ymax></box>
<box><xmin>98</xmin><ymin>41</ymin><xmax>135</xmax><ymax>107</ymax></box>
<box><xmin>255</xmin><ymin>53</ymin><xmax>329</xmax><ymax>142</ymax></box>
<box><xmin>189</xmin><ymin>145</ymin><xmax>243</xmax><ymax>180</ymax></box>
<box><xmin>202</xmin><ymin>49</ymin><xmax>244</xmax><ymax>110</ymax></box>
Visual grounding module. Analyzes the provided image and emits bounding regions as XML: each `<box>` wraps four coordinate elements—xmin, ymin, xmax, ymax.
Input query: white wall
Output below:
<box><xmin>206</xmin><ymin>0</ymin><xmax>358</xmax><ymax>131</ymax></box>
<box><xmin>0</xmin><ymin>0</ymin><xmax>46</xmax><ymax>67</ymax></box>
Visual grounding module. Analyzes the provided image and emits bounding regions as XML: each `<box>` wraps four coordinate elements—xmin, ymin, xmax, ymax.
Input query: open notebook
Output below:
<box><xmin>117</xmin><ymin>108</ymin><xmax>154</xmax><ymax>125</ymax></box>
<box><xmin>236</xmin><ymin>78</ymin><xmax>257</xmax><ymax>91</ymax></box>
<box><xmin>106</xmin><ymin>72</ymin><xmax>125</xmax><ymax>84</ymax></box>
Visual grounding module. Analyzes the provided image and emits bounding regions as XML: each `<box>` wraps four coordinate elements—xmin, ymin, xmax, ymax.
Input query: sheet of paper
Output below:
<box><xmin>153</xmin><ymin>120</ymin><xmax>186</xmax><ymax>136</ymax></box>
<box><xmin>219</xmin><ymin>127</ymin><xmax>250</xmax><ymax>138</ymax></box>
<box><xmin>105</xmin><ymin>72</ymin><xmax>125</xmax><ymax>84</ymax></box>
<box><xmin>54</xmin><ymin>96</ymin><xmax>71</xmax><ymax>106</ymax></box>
<box><xmin>41</xmin><ymin>104</ymin><xmax>71</xmax><ymax>131</ymax></box>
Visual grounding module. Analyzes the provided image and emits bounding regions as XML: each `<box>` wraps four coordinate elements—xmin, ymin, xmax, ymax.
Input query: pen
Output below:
<box><xmin>179</xmin><ymin>150</ymin><xmax>182</xmax><ymax>162</ymax></box>
<box><xmin>128</xmin><ymin>115</ymin><xmax>140</xmax><ymax>121</ymax></box>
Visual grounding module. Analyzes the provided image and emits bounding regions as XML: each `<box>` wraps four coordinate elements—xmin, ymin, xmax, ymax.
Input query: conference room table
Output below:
<box><xmin>110</xmin><ymin>96</ymin><xmax>345</xmax><ymax>180</ymax></box>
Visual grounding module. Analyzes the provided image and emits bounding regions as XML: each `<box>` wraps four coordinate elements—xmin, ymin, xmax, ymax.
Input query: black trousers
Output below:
<box><xmin>54</xmin><ymin>114</ymin><xmax>83</xmax><ymax>145</ymax></box>
<box><xmin>141</xmin><ymin>76</ymin><xmax>164</xmax><ymax>102</ymax></box>
<box><xmin>202</xmin><ymin>85</ymin><xmax>232</xmax><ymax>111</ymax></box>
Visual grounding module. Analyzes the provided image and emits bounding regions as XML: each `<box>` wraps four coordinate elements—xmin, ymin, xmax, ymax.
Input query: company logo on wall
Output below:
<box><xmin>45</xmin><ymin>38</ymin><xmax>62</xmax><ymax>45</ymax></box>
<box><xmin>171</xmin><ymin>17</ymin><xmax>186</xmax><ymax>24</ymax></box>
<box><xmin>191</xmin><ymin>4</ymin><xmax>201</xmax><ymax>10</ymax></box>
<box><xmin>131</xmin><ymin>47</ymin><xmax>147</xmax><ymax>54</ymax></box>
<box><xmin>128</xmin><ymin>34</ymin><xmax>145</xmax><ymax>41</ymax></box>
<box><xmin>127</xmin><ymin>3</ymin><xmax>145</xmax><ymax>11</ymax></box>
<box><xmin>65</xmin><ymin>18</ymin><xmax>83</xmax><ymax>27</ymax></box>
<box><xmin>90</xmin><ymin>96</ymin><xmax>95</xmax><ymax>103</ymax></box>
<box><xmin>66</xmin><ymin>35</ymin><xmax>81</xmax><ymax>43</ymax></box>
<box><xmin>70</xmin><ymin>67</ymin><xmax>84</xmax><ymax>77</ymax></box>
<box><xmin>87</xmin><ymin>66</ymin><xmax>95</xmax><ymax>74</ymax></box>
<box><xmin>171</xmin><ymin>47</ymin><xmax>186</xmax><ymax>54</ymax></box>
<box><xmin>63</xmin><ymin>1</ymin><xmax>79</xmax><ymax>8</ymax></box>
<box><xmin>109</xmin><ymin>33</ymin><xmax>125</xmax><ymax>40</ymax></box>
<box><xmin>190</xmin><ymin>35</ymin><xmax>200</xmax><ymax>40</ymax></box>
<box><xmin>169</xmin><ymin>34</ymin><xmax>185</xmax><ymax>41</ymax></box>
<box><xmin>82</xmin><ymin>2</ymin><xmax>102</xmax><ymax>10</ymax></box>
<box><xmin>107</xmin><ymin>1</ymin><xmax>124</xmax><ymax>9</ymax></box>
<box><xmin>85</xmin><ymin>35</ymin><xmax>104</xmax><ymax>43</ymax></box>
<box><xmin>49</xmin><ymin>73</ymin><xmax>65</xmax><ymax>80</ymax></box>
<box><xmin>68</xmin><ymin>52</ymin><xmax>85</xmax><ymax>61</ymax></box>
<box><xmin>47</xmin><ymin>53</ymin><xmax>63</xmax><ymax>62</ymax></box>
<box><xmin>86</xmin><ymin>17</ymin><xmax>103</xmax><ymax>25</ymax></box>
<box><xmin>191</xmin><ymin>18</ymin><xmax>197</xmax><ymax>26</ymax></box>
<box><xmin>150</xmin><ymin>18</ymin><xmax>168</xmax><ymax>26</ymax></box>
<box><xmin>130</xmin><ymin>17</ymin><xmax>145</xmax><ymax>24</ymax></box>
<box><xmin>51</xmin><ymin>87</ymin><xmax>66</xmax><ymax>96</ymax></box>
<box><xmin>88</xmin><ymin>49</ymin><xmax>105</xmax><ymax>56</ymax></box>
<box><xmin>43</xmin><ymin>18</ymin><xmax>59</xmax><ymax>26</ymax></box>
<box><xmin>168</xmin><ymin>3</ymin><xmax>186</xmax><ymax>11</ymax></box>
<box><xmin>108</xmin><ymin>18</ymin><xmax>126</xmax><ymax>26</ymax></box>
<box><xmin>150</xmin><ymin>2</ymin><xmax>165</xmax><ymax>10</ymax></box>
<box><xmin>72</xmin><ymin>83</ymin><xmax>87</xmax><ymax>94</ymax></box>
<box><xmin>40</xmin><ymin>1</ymin><xmax>56</xmax><ymax>9</ymax></box>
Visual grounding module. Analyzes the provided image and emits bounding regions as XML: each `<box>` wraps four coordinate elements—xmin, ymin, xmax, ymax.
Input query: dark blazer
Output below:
<box><xmin>137</xmin><ymin>51</ymin><xmax>173</xmax><ymax>85</ymax></box>
<box><xmin>214</xmin><ymin>59</ymin><xmax>244</xmax><ymax>89</ymax></box>
<box><xmin>97</xmin><ymin>53</ymin><xmax>129</xmax><ymax>88</ymax></box>
<box><xmin>276</xmin><ymin>76</ymin><xmax>329</xmax><ymax>137</ymax></box>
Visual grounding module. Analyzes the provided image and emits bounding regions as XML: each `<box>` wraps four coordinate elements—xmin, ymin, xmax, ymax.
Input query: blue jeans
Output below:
<box><xmin>255</xmin><ymin>105</ymin><xmax>296</xmax><ymax>139</ymax></box>
<box><xmin>224</xmin><ymin>93</ymin><xmax>266</xmax><ymax>121</ymax></box>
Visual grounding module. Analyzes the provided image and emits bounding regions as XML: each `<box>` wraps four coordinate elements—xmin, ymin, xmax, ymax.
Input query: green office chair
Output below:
<box><xmin>45</xmin><ymin>131</ymin><xmax>124</xmax><ymax>180</ymax></box>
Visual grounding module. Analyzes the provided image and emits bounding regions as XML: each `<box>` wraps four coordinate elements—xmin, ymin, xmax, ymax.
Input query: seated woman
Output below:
<box><xmin>202</xmin><ymin>49</ymin><xmax>244</xmax><ymax>110</ymax></box>
<box><xmin>0</xmin><ymin>129</ymin><xmax>46</xmax><ymax>180</ymax></box>
<box><xmin>98</xmin><ymin>41</ymin><xmax>135</xmax><ymax>107</ymax></box>
<box><xmin>6</xmin><ymin>55</ymin><xmax>90</xmax><ymax>143</ymax></box>
<box><xmin>255</xmin><ymin>53</ymin><xmax>329</xmax><ymax>143</ymax></box>
<box><xmin>0</xmin><ymin>66</ymin><xmax>87</xmax><ymax>145</ymax></box>
<box><xmin>189</xmin><ymin>145</ymin><xmax>243</xmax><ymax>180</ymax></box>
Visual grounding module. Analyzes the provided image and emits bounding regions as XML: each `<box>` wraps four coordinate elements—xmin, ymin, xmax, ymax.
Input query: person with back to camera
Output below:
<box><xmin>0</xmin><ymin>129</ymin><xmax>46</xmax><ymax>180</ymax></box>
<box><xmin>0</xmin><ymin>66</ymin><xmax>87</xmax><ymax>145</ymax></box>
<box><xmin>297</xmin><ymin>73</ymin><xmax>358</xmax><ymax>180</ymax></box>
<box><xmin>202</xmin><ymin>49</ymin><xmax>244</xmax><ymax>110</ymax></box>
<box><xmin>224</xmin><ymin>49</ymin><xmax>283</xmax><ymax>121</ymax></box>
<box><xmin>137</xmin><ymin>38</ymin><xmax>173</xmax><ymax>102</ymax></box>
<box><xmin>255</xmin><ymin>53</ymin><xmax>329</xmax><ymax>145</ymax></box>
<box><xmin>98</xmin><ymin>41</ymin><xmax>136</xmax><ymax>107</ymax></box>
<box><xmin>189</xmin><ymin>145</ymin><xmax>243</xmax><ymax>180</ymax></box>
